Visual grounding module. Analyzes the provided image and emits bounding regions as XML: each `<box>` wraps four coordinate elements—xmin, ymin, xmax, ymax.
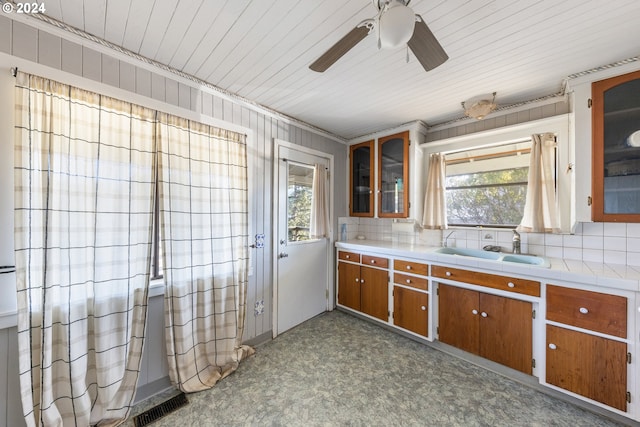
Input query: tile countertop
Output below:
<box><xmin>336</xmin><ymin>240</ymin><xmax>640</xmax><ymax>293</ymax></box>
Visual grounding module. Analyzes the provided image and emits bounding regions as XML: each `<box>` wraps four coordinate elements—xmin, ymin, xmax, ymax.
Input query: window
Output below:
<box><xmin>445</xmin><ymin>142</ymin><xmax>532</xmax><ymax>227</ymax></box>
<box><xmin>287</xmin><ymin>163</ymin><xmax>314</xmax><ymax>242</ymax></box>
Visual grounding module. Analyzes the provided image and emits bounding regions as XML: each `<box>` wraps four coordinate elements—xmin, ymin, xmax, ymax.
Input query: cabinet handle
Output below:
<box><xmin>406</xmin><ymin>265</ymin><xmax>412</xmax><ymax>270</ymax></box>
<box><xmin>345</xmin><ymin>255</ymin><xmax>350</xmax><ymax>259</ymax></box>
<box><xmin>371</xmin><ymin>259</ymin><xmax>376</xmax><ymax>264</ymax></box>
<box><xmin>579</xmin><ymin>307</ymin><xmax>589</xmax><ymax>314</ymax></box>
<box><xmin>507</xmin><ymin>282</ymin><xmax>515</xmax><ymax>288</ymax></box>
<box><xmin>445</xmin><ymin>271</ymin><xmax>451</xmax><ymax>277</ymax></box>
<box><xmin>548</xmin><ymin>343</ymin><xmax>557</xmax><ymax>350</ymax></box>
<box><xmin>360</xmin><ymin>279</ymin><xmax>365</xmax><ymax>283</ymax></box>
<box><xmin>472</xmin><ymin>309</ymin><xmax>478</xmax><ymax>315</ymax></box>
<box><xmin>406</xmin><ymin>279</ymin><xmax>411</xmax><ymax>284</ymax></box>
<box><xmin>481</xmin><ymin>312</ymin><xmax>488</xmax><ymax>318</ymax></box>
<box><xmin>355</xmin><ymin>278</ymin><xmax>359</xmax><ymax>283</ymax></box>
<box><xmin>421</xmin><ymin>306</ymin><xmax>426</xmax><ymax>311</ymax></box>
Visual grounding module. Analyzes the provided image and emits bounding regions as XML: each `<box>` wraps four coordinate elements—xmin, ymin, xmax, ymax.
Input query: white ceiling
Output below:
<box><xmin>38</xmin><ymin>0</ymin><xmax>640</xmax><ymax>140</ymax></box>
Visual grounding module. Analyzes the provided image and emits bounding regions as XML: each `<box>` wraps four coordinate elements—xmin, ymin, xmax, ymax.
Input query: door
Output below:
<box><xmin>393</xmin><ymin>286</ymin><xmax>428</xmax><ymax>336</ymax></box>
<box><xmin>546</xmin><ymin>325</ymin><xmax>627</xmax><ymax>411</ymax></box>
<box><xmin>338</xmin><ymin>261</ymin><xmax>361</xmax><ymax>311</ymax></box>
<box><xmin>479</xmin><ymin>293</ymin><xmax>532</xmax><ymax>374</ymax></box>
<box><xmin>359</xmin><ymin>265</ymin><xmax>388</xmax><ymax>321</ymax></box>
<box><xmin>438</xmin><ymin>284</ymin><xmax>479</xmax><ymax>354</ymax></box>
<box><xmin>275</xmin><ymin>143</ymin><xmax>331</xmax><ymax>335</ymax></box>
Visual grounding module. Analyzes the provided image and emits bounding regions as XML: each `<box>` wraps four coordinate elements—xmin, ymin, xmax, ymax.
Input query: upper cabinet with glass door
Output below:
<box><xmin>378</xmin><ymin>131</ymin><xmax>409</xmax><ymax>218</ymax></box>
<box><xmin>350</xmin><ymin>140</ymin><xmax>374</xmax><ymax>217</ymax></box>
<box><xmin>592</xmin><ymin>70</ymin><xmax>640</xmax><ymax>222</ymax></box>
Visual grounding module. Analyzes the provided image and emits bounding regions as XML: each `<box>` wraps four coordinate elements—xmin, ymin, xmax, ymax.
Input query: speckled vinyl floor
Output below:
<box><xmin>125</xmin><ymin>310</ymin><xmax>631</xmax><ymax>427</ymax></box>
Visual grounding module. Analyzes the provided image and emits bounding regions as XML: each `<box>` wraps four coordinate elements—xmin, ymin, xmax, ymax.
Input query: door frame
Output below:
<box><xmin>272</xmin><ymin>139</ymin><xmax>335</xmax><ymax>338</ymax></box>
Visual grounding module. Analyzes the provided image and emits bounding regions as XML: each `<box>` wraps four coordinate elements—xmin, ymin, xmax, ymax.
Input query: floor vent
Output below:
<box><xmin>133</xmin><ymin>392</ymin><xmax>188</xmax><ymax>427</ymax></box>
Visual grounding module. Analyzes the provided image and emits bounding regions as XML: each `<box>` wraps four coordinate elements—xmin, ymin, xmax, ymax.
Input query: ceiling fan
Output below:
<box><xmin>309</xmin><ymin>0</ymin><xmax>448</xmax><ymax>73</ymax></box>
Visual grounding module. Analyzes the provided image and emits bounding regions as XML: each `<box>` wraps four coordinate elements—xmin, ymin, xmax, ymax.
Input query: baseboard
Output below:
<box><xmin>243</xmin><ymin>330</ymin><xmax>272</xmax><ymax>347</ymax></box>
<box><xmin>134</xmin><ymin>376</ymin><xmax>173</xmax><ymax>404</ymax></box>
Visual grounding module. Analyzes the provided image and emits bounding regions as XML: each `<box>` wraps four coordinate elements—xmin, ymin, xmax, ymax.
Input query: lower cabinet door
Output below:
<box><xmin>479</xmin><ymin>293</ymin><xmax>532</xmax><ymax>374</ymax></box>
<box><xmin>338</xmin><ymin>262</ymin><xmax>361</xmax><ymax>311</ymax></box>
<box><xmin>393</xmin><ymin>286</ymin><xmax>428</xmax><ymax>336</ymax></box>
<box><xmin>360</xmin><ymin>266</ymin><xmax>389</xmax><ymax>321</ymax></box>
<box><xmin>546</xmin><ymin>325</ymin><xmax>628</xmax><ymax>412</ymax></box>
<box><xmin>438</xmin><ymin>284</ymin><xmax>480</xmax><ymax>354</ymax></box>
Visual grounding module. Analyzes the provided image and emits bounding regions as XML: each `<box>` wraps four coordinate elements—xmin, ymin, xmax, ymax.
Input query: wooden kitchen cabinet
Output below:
<box><xmin>545</xmin><ymin>284</ymin><xmax>629</xmax><ymax>411</ymax></box>
<box><xmin>349</xmin><ymin>141</ymin><xmax>374</xmax><ymax>217</ymax></box>
<box><xmin>337</xmin><ymin>251</ymin><xmax>389</xmax><ymax>321</ymax></box>
<box><xmin>546</xmin><ymin>325</ymin><xmax>627</xmax><ymax>411</ymax></box>
<box><xmin>378</xmin><ymin>131</ymin><xmax>409</xmax><ymax>218</ymax></box>
<box><xmin>348</xmin><ymin>131</ymin><xmax>409</xmax><ymax>218</ymax></box>
<box><xmin>438</xmin><ymin>284</ymin><xmax>533</xmax><ymax>374</ymax></box>
<box><xmin>393</xmin><ymin>286</ymin><xmax>428</xmax><ymax>336</ymax></box>
<box><xmin>592</xmin><ymin>69</ymin><xmax>640</xmax><ymax>222</ymax></box>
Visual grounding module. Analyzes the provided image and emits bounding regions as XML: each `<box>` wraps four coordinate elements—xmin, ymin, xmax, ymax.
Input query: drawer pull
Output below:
<box><xmin>445</xmin><ymin>271</ymin><xmax>451</xmax><ymax>277</ymax></box>
<box><xmin>579</xmin><ymin>307</ymin><xmax>589</xmax><ymax>314</ymax></box>
<box><xmin>371</xmin><ymin>259</ymin><xmax>376</xmax><ymax>264</ymax></box>
<box><xmin>548</xmin><ymin>343</ymin><xmax>557</xmax><ymax>350</ymax></box>
<box><xmin>472</xmin><ymin>309</ymin><xmax>478</xmax><ymax>315</ymax></box>
<box><xmin>481</xmin><ymin>312</ymin><xmax>488</xmax><ymax>318</ymax></box>
<box><xmin>406</xmin><ymin>265</ymin><xmax>412</xmax><ymax>270</ymax></box>
<box><xmin>507</xmin><ymin>282</ymin><xmax>515</xmax><ymax>288</ymax></box>
<box><xmin>345</xmin><ymin>255</ymin><xmax>350</xmax><ymax>259</ymax></box>
<box><xmin>406</xmin><ymin>279</ymin><xmax>411</xmax><ymax>284</ymax></box>
<box><xmin>421</xmin><ymin>306</ymin><xmax>426</xmax><ymax>311</ymax></box>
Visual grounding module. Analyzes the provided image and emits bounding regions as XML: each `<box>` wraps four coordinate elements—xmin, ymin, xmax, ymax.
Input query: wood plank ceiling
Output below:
<box><xmin>40</xmin><ymin>0</ymin><xmax>640</xmax><ymax>139</ymax></box>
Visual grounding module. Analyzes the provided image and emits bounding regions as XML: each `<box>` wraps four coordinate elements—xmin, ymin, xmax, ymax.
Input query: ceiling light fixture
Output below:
<box><xmin>461</xmin><ymin>92</ymin><xmax>498</xmax><ymax>120</ymax></box>
<box><xmin>378</xmin><ymin>0</ymin><xmax>416</xmax><ymax>49</ymax></box>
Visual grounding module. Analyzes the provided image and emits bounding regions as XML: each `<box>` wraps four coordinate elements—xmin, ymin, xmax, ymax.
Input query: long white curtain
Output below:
<box><xmin>422</xmin><ymin>153</ymin><xmax>448</xmax><ymax>229</ymax></box>
<box><xmin>517</xmin><ymin>133</ymin><xmax>560</xmax><ymax>233</ymax></box>
<box><xmin>14</xmin><ymin>73</ymin><xmax>156</xmax><ymax>426</ymax></box>
<box><xmin>310</xmin><ymin>163</ymin><xmax>329</xmax><ymax>238</ymax></box>
<box><xmin>157</xmin><ymin>114</ymin><xmax>254</xmax><ymax>393</ymax></box>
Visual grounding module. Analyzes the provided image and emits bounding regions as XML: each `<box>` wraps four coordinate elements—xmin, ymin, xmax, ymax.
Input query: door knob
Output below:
<box><xmin>278</xmin><ymin>252</ymin><xmax>289</xmax><ymax>258</ymax></box>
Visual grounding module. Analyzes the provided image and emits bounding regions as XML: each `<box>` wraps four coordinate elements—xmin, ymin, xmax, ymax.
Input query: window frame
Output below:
<box><xmin>420</xmin><ymin>114</ymin><xmax>572</xmax><ymax>233</ymax></box>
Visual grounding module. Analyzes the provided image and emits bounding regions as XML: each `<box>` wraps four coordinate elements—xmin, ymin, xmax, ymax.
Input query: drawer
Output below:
<box><xmin>394</xmin><ymin>259</ymin><xmax>428</xmax><ymax>276</ymax></box>
<box><xmin>393</xmin><ymin>273</ymin><xmax>428</xmax><ymax>291</ymax></box>
<box><xmin>547</xmin><ymin>285</ymin><xmax>627</xmax><ymax>338</ymax></box>
<box><xmin>361</xmin><ymin>255</ymin><xmax>389</xmax><ymax>268</ymax></box>
<box><xmin>432</xmin><ymin>265</ymin><xmax>540</xmax><ymax>297</ymax></box>
<box><xmin>338</xmin><ymin>251</ymin><xmax>360</xmax><ymax>262</ymax></box>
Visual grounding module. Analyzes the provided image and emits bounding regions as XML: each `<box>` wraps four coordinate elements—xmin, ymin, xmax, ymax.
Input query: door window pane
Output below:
<box><xmin>288</xmin><ymin>163</ymin><xmax>314</xmax><ymax>242</ymax></box>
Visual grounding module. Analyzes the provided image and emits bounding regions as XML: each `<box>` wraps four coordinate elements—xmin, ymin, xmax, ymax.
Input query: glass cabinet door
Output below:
<box><xmin>592</xmin><ymin>70</ymin><xmax>640</xmax><ymax>222</ymax></box>
<box><xmin>378</xmin><ymin>131</ymin><xmax>409</xmax><ymax>218</ymax></box>
<box><xmin>349</xmin><ymin>141</ymin><xmax>374</xmax><ymax>217</ymax></box>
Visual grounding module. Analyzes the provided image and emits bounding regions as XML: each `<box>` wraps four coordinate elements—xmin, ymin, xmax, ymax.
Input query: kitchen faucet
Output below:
<box><xmin>512</xmin><ymin>230</ymin><xmax>521</xmax><ymax>254</ymax></box>
<box><xmin>443</xmin><ymin>230</ymin><xmax>456</xmax><ymax>247</ymax></box>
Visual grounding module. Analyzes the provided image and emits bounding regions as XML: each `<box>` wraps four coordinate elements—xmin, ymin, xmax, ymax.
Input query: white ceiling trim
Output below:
<box><xmin>5</xmin><ymin>9</ymin><xmax>348</xmax><ymax>144</ymax></box>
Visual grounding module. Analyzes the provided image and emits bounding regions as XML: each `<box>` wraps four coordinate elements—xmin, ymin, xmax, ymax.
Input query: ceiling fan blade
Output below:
<box><xmin>408</xmin><ymin>15</ymin><xmax>448</xmax><ymax>72</ymax></box>
<box><xmin>309</xmin><ymin>23</ymin><xmax>372</xmax><ymax>72</ymax></box>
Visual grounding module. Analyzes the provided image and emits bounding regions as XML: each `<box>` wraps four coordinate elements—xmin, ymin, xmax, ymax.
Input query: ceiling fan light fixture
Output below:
<box><xmin>462</xmin><ymin>92</ymin><xmax>498</xmax><ymax>120</ymax></box>
<box><xmin>379</xmin><ymin>2</ymin><xmax>416</xmax><ymax>49</ymax></box>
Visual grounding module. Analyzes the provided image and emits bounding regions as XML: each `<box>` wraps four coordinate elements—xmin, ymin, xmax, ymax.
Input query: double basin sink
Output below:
<box><xmin>434</xmin><ymin>247</ymin><xmax>550</xmax><ymax>268</ymax></box>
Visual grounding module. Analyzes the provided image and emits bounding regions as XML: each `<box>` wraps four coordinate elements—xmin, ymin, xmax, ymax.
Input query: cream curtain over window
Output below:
<box><xmin>310</xmin><ymin>163</ymin><xmax>329</xmax><ymax>239</ymax></box>
<box><xmin>517</xmin><ymin>133</ymin><xmax>560</xmax><ymax>233</ymax></box>
<box><xmin>157</xmin><ymin>114</ymin><xmax>254</xmax><ymax>393</ymax></box>
<box><xmin>422</xmin><ymin>153</ymin><xmax>447</xmax><ymax>229</ymax></box>
<box><xmin>14</xmin><ymin>73</ymin><xmax>156</xmax><ymax>426</ymax></box>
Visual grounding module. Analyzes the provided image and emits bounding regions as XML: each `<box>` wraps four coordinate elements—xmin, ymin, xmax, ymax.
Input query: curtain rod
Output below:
<box><xmin>11</xmin><ymin>67</ymin><xmax>18</xmax><ymax>77</ymax></box>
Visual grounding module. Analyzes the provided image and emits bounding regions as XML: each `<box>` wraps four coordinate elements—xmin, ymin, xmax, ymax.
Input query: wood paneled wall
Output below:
<box><xmin>0</xmin><ymin>15</ymin><xmax>347</xmax><ymax>423</ymax></box>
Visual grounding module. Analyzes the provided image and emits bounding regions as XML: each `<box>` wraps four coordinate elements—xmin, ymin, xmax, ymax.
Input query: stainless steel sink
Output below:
<box><xmin>434</xmin><ymin>247</ymin><xmax>550</xmax><ymax>268</ymax></box>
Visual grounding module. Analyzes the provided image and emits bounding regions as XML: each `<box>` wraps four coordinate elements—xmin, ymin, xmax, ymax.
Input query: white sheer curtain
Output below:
<box><xmin>422</xmin><ymin>153</ymin><xmax>448</xmax><ymax>229</ymax></box>
<box><xmin>157</xmin><ymin>114</ymin><xmax>254</xmax><ymax>393</ymax></box>
<box><xmin>517</xmin><ymin>133</ymin><xmax>560</xmax><ymax>233</ymax></box>
<box><xmin>310</xmin><ymin>163</ymin><xmax>329</xmax><ymax>239</ymax></box>
<box><xmin>14</xmin><ymin>73</ymin><xmax>156</xmax><ymax>426</ymax></box>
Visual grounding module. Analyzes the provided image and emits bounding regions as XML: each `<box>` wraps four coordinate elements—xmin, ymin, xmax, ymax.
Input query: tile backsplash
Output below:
<box><xmin>338</xmin><ymin>217</ymin><xmax>640</xmax><ymax>266</ymax></box>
